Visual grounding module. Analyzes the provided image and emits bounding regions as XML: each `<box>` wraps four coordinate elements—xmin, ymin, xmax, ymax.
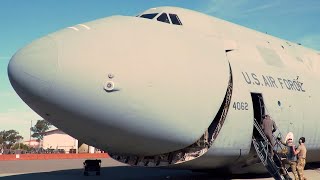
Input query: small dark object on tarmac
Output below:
<box><xmin>83</xmin><ymin>159</ymin><xmax>101</xmax><ymax>176</ymax></box>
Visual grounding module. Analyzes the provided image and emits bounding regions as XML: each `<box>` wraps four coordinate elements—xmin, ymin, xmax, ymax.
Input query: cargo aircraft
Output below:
<box><xmin>7</xmin><ymin>6</ymin><xmax>320</xmax><ymax>178</ymax></box>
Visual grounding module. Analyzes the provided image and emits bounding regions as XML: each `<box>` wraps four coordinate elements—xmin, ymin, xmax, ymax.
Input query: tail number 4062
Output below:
<box><xmin>233</xmin><ymin>102</ymin><xmax>248</xmax><ymax>110</ymax></box>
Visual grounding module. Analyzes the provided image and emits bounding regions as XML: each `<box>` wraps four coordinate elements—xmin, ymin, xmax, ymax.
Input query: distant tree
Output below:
<box><xmin>0</xmin><ymin>130</ymin><xmax>23</xmax><ymax>149</ymax></box>
<box><xmin>31</xmin><ymin>120</ymin><xmax>52</xmax><ymax>141</ymax></box>
<box><xmin>11</xmin><ymin>143</ymin><xmax>30</xmax><ymax>150</ymax></box>
<box><xmin>0</xmin><ymin>132</ymin><xmax>3</xmax><ymax>149</ymax></box>
<box><xmin>0</xmin><ymin>133</ymin><xmax>3</xmax><ymax>144</ymax></box>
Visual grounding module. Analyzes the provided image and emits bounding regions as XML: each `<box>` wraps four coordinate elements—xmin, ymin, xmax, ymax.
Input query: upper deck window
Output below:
<box><xmin>140</xmin><ymin>13</ymin><xmax>158</xmax><ymax>19</ymax></box>
<box><xmin>169</xmin><ymin>14</ymin><xmax>182</xmax><ymax>25</ymax></box>
<box><xmin>157</xmin><ymin>13</ymin><xmax>170</xmax><ymax>24</ymax></box>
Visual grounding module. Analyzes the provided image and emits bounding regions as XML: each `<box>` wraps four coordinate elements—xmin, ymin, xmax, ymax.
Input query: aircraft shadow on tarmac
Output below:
<box><xmin>2</xmin><ymin>163</ymin><xmax>320</xmax><ymax>180</ymax></box>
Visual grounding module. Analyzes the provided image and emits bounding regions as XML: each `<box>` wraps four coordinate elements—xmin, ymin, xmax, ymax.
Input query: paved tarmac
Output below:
<box><xmin>1</xmin><ymin>158</ymin><xmax>320</xmax><ymax>180</ymax></box>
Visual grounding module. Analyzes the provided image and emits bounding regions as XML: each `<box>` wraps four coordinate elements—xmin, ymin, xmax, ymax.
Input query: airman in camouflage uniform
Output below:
<box><xmin>293</xmin><ymin>137</ymin><xmax>307</xmax><ymax>180</ymax></box>
<box><xmin>278</xmin><ymin>137</ymin><xmax>298</xmax><ymax>180</ymax></box>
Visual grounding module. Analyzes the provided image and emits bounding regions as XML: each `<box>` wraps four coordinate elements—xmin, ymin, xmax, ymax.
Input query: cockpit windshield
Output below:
<box><xmin>169</xmin><ymin>14</ymin><xmax>182</xmax><ymax>25</ymax></box>
<box><xmin>139</xmin><ymin>12</ymin><xmax>183</xmax><ymax>26</ymax></box>
<box><xmin>157</xmin><ymin>13</ymin><xmax>170</xmax><ymax>24</ymax></box>
<box><xmin>140</xmin><ymin>13</ymin><xmax>158</xmax><ymax>19</ymax></box>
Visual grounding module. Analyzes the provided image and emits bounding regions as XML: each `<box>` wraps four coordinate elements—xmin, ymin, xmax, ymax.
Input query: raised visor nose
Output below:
<box><xmin>8</xmin><ymin>36</ymin><xmax>58</xmax><ymax>103</ymax></box>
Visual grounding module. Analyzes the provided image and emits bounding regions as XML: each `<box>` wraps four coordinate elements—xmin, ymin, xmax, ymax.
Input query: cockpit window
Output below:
<box><xmin>157</xmin><ymin>13</ymin><xmax>170</xmax><ymax>24</ymax></box>
<box><xmin>169</xmin><ymin>14</ymin><xmax>182</xmax><ymax>25</ymax></box>
<box><xmin>140</xmin><ymin>13</ymin><xmax>158</xmax><ymax>19</ymax></box>
<box><xmin>139</xmin><ymin>12</ymin><xmax>183</xmax><ymax>26</ymax></box>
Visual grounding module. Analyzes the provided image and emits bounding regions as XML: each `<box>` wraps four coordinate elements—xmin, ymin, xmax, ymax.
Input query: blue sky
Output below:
<box><xmin>1</xmin><ymin>0</ymin><xmax>320</xmax><ymax>140</ymax></box>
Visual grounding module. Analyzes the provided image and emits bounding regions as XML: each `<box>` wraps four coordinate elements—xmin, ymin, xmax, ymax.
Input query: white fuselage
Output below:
<box><xmin>8</xmin><ymin>6</ymin><xmax>320</xmax><ymax>174</ymax></box>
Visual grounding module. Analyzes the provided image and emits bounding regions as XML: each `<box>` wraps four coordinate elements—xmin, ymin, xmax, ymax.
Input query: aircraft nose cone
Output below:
<box><xmin>8</xmin><ymin>36</ymin><xmax>58</xmax><ymax>103</ymax></box>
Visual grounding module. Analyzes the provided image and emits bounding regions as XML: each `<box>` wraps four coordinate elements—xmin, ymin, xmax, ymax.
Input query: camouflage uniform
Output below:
<box><xmin>281</xmin><ymin>159</ymin><xmax>298</xmax><ymax>179</ymax></box>
<box><xmin>278</xmin><ymin>141</ymin><xmax>298</xmax><ymax>179</ymax></box>
<box><xmin>297</xmin><ymin>158</ymin><xmax>306</xmax><ymax>180</ymax></box>
<box><xmin>295</xmin><ymin>140</ymin><xmax>307</xmax><ymax>180</ymax></box>
<box><xmin>262</xmin><ymin>115</ymin><xmax>277</xmax><ymax>147</ymax></box>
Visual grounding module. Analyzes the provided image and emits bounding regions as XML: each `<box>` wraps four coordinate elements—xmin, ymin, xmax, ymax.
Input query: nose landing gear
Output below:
<box><xmin>83</xmin><ymin>159</ymin><xmax>101</xmax><ymax>176</ymax></box>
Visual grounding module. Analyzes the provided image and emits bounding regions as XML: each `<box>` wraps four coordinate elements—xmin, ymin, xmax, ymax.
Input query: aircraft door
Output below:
<box><xmin>250</xmin><ymin>93</ymin><xmax>267</xmax><ymax>140</ymax></box>
<box><xmin>250</xmin><ymin>93</ymin><xmax>265</xmax><ymax>124</ymax></box>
